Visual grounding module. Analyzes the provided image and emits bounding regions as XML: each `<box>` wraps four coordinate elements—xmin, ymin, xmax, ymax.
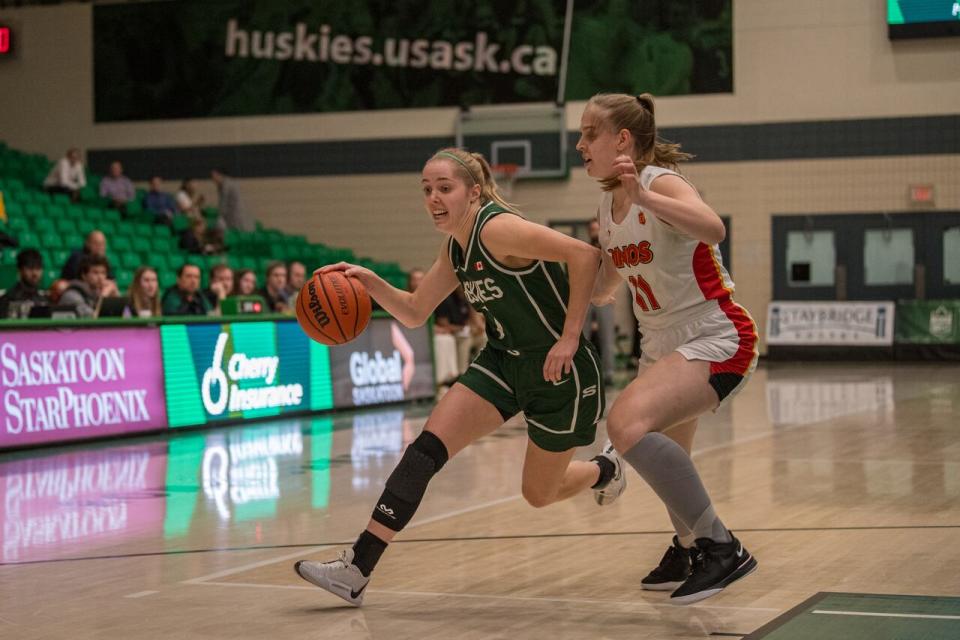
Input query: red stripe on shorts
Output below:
<box><xmin>691</xmin><ymin>243</ymin><xmax>757</xmax><ymax>376</ymax></box>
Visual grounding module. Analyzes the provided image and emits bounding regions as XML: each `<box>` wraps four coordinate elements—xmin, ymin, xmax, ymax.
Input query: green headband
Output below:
<box><xmin>435</xmin><ymin>151</ymin><xmax>479</xmax><ymax>184</ymax></box>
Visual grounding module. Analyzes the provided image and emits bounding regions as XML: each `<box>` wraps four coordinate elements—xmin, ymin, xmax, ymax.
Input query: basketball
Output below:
<box><xmin>296</xmin><ymin>271</ymin><xmax>372</xmax><ymax>345</ymax></box>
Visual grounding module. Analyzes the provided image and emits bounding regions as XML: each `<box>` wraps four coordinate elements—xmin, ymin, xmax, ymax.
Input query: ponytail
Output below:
<box><xmin>429</xmin><ymin>148</ymin><xmax>519</xmax><ymax>213</ymax></box>
<box><xmin>590</xmin><ymin>93</ymin><xmax>693</xmax><ymax>191</ymax></box>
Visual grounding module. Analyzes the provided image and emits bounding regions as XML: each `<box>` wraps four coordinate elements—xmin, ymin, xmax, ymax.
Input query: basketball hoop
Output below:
<box><xmin>491</xmin><ymin>163</ymin><xmax>519</xmax><ymax>198</ymax></box>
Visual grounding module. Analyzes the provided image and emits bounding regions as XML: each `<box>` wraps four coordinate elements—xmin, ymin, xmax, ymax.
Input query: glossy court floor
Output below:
<box><xmin>1</xmin><ymin>362</ymin><xmax>959</xmax><ymax>639</ymax></box>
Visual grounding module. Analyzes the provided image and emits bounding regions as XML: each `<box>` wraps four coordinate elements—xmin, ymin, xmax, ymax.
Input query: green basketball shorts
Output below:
<box><xmin>457</xmin><ymin>341</ymin><xmax>605</xmax><ymax>452</ymax></box>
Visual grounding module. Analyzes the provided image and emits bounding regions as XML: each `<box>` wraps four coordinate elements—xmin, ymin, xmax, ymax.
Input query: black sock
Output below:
<box><xmin>351</xmin><ymin>530</ymin><xmax>388</xmax><ymax>577</ymax></box>
<box><xmin>590</xmin><ymin>455</ymin><xmax>616</xmax><ymax>489</ymax></box>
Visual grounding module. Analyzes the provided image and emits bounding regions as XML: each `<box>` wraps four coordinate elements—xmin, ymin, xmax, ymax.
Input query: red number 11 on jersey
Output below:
<box><xmin>628</xmin><ymin>274</ymin><xmax>661</xmax><ymax>312</ymax></box>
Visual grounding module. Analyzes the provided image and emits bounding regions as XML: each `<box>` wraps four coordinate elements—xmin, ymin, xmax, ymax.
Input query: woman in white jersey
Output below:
<box><xmin>579</xmin><ymin>93</ymin><xmax>759</xmax><ymax>604</ymax></box>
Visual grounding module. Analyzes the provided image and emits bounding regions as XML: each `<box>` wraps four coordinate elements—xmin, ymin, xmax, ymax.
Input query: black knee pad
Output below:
<box><xmin>371</xmin><ymin>431</ymin><xmax>449</xmax><ymax>531</ymax></box>
<box><xmin>709</xmin><ymin>372</ymin><xmax>743</xmax><ymax>403</ymax></box>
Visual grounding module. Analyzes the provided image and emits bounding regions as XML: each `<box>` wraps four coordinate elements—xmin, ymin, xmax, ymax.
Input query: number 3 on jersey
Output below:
<box><xmin>628</xmin><ymin>274</ymin><xmax>661</xmax><ymax>312</ymax></box>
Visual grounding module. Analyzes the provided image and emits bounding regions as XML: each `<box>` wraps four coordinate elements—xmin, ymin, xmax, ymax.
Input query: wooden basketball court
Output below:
<box><xmin>2</xmin><ymin>361</ymin><xmax>958</xmax><ymax>639</ymax></box>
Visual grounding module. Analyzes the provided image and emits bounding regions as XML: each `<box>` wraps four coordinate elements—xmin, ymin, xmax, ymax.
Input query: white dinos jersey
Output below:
<box><xmin>597</xmin><ymin>165</ymin><xmax>739</xmax><ymax>331</ymax></box>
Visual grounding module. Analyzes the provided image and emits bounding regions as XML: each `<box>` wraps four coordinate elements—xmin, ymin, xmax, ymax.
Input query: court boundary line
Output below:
<box><xmin>181</xmin><ymin>494</ymin><xmax>522</xmax><ymax>585</ymax></box>
<box><xmin>8</xmin><ymin>523</ymin><xmax>960</xmax><ymax>567</ymax></box>
<box><xmin>811</xmin><ymin>609</ymin><xmax>960</xmax><ymax>621</ymax></box>
<box><xmin>186</xmin><ymin>579</ymin><xmax>783</xmax><ymax>614</ymax></box>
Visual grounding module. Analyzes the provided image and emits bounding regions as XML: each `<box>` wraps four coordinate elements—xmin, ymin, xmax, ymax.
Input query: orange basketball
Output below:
<box><xmin>296</xmin><ymin>271</ymin><xmax>372</xmax><ymax>345</ymax></box>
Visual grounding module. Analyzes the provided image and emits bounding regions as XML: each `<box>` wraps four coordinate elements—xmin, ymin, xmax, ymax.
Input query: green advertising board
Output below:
<box><xmin>160</xmin><ymin>320</ymin><xmax>333</xmax><ymax>427</ymax></box>
<box><xmin>93</xmin><ymin>0</ymin><xmax>732</xmax><ymax>121</ymax></box>
<box><xmin>895</xmin><ymin>300</ymin><xmax>960</xmax><ymax>344</ymax></box>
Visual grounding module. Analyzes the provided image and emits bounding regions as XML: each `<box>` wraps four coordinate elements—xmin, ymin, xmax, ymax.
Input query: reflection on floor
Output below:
<box><xmin>1</xmin><ymin>362</ymin><xmax>958</xmax><ymax>639</ymax></box>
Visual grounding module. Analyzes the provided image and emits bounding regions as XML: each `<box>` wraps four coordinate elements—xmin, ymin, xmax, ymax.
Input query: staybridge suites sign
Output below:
<box><xmin>0</xmin><ymin>329</ymin><xmax>168</xmax><ymax>447</ymax></box>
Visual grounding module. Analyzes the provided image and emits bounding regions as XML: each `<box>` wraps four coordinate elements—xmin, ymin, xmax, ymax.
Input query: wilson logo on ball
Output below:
<box><xmin>307</xmin><ymin>281</ymin><xmax>332</xmax><ymax>327</ymax></box>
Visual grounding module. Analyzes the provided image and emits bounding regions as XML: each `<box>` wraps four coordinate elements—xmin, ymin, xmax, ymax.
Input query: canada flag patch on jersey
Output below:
<box><xmin>474</xmin><ymin>261</ymin><xmax>484</xmax><ymax>271</ymax></box>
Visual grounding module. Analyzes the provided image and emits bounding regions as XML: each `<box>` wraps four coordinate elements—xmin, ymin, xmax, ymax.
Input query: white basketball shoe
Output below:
<box><xmin>593</xmin><ymin>440</ymin><xmax>627</xmax><ymax>506</ymax></box>
<box><xmin>294</xmin><ymin>548</ymin><xmax>370</xmax><ymax>606</ymax></box>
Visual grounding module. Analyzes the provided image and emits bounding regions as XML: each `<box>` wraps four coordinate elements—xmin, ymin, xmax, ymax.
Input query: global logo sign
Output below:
<box><xmin>201</xmin><ymin>332</ymin><xmax>304</xmax><ymax>416</ymax></box>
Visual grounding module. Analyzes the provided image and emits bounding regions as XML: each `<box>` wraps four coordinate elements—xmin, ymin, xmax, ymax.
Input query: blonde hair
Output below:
<box><xmin>428</xmin><ymin>148</ymin><xmax>517</xmax><ymax>213</ymax></box>
<box><xmin>129</xmin><ymin>266</ymin><xmax>161</xmax><ymax>317</ymax></box>
<box><xmin>587</xmin><ymin>93</ymin><xmax>693</xmax><ymax>191</ymax></box>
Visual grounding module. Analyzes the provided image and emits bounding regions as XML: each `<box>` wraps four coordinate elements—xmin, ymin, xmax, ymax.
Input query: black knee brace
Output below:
<box><xmin>371</xmin><ymin>431</ymin><xmax>449</xmax><ymax>531</ymax></box>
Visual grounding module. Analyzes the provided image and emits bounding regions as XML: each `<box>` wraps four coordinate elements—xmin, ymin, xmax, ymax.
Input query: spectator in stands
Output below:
<box><xmin>126</xmin><ymin>266</ymin><xmax>161</xmax><ymax>317</ymax></box>
<box><xmin>99</xmin><ymin>161</ymin><xmax>135</xmax><ymax>215</ymax></box>
<box><xmin>161</xmin><ymin>263</ymin><xmax>212</xmax><ymax>316</ymax></box>
<box><xmin>286</xmin><ymin>260</ymin><xmax>306</xmax><ymax>306</ymax></box>
<box><xmin>0</xmin><ymin>248</ymin><xmax>47</xmax><ymax>318</ymax></box>
<box><xmin>233</xmin><ymin>269</ymin><xmax>258</xmax><ymax>296</ymax></box>
<box><xmin>211</xmin><ymin>169</ymin><xmax>255</xmax><ymax>231</ymax></box>
<box><xmin>259</xmin><ymin>261</ymin><xmax>290</xmax><ymax>313</ymax></box>
<box><xmin>203</xmin><ymin>263</ymin><xmax>234</xmax><ymax>311</ymax></box>
<box><xmin>61</xmin><ymin>230</ymin><xmax>115</xmax><ymax>281</ymax></box>
<box><xmin>175</xmin><ymin>179</ymin><xmax>204</xmax><ymax>218</ymax></box>
<box><xmin>143</xmin><ymin>176</ymin><xmax>177</xmax><ymax>224</ymax></box>
<box><xmin>435</xmin><ymin>286</ymin><xmax>486</xmax><ymax>376</ymax></box>
<box><xmin>43</xmin><ymin>148</ymin><xmax>86</xmax><ymax>202</ymax></box>
<box><xmin>60</xmin><ymin>255</ymin><xmax>118</xmax><ymax>318</ymax></box>
<box><xmin>180</xmin><ymin>215</ymin><xmax>218</xmax><ymax>255</ymax></box>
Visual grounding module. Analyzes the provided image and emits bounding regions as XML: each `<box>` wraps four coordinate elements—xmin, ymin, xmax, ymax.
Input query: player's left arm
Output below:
<box><xmin>613</xmin><ymin>156</ymin><xmax>725</xmax><ymax>244</ymax></box>
<box><xmin>481</xmin><ymin>215</ymin><xmax>600</xmax><ymax>382</ymax></box>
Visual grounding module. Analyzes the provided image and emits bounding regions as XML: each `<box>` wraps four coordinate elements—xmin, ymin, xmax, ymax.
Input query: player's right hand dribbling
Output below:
<box><xmin>317</xmin><ymin>262</ymin><xmax>376</xmax><ymax>286</ymax></box>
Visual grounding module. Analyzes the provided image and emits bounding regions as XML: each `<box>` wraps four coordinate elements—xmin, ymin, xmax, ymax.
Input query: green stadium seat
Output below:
<box><xmin>62</xmin><ymin>233</ymin><xmax>83</xmax><ymax>250</ymax></box>
<box><xmin>24</xmin><ymin>203</ymin><xmax>44</xmax><ymax>218</ymax></box>
<box><xmin>171</xmin><ymin>216</ymin><xmax>190</xmax><ymax>233</ymax></box>
<box><xmin>3</xmin><ymin>177</ymin><xmax>24</xmax><ymax>190</ymax></box>
<box><xmin>9</xmin><ymin>190</ymin><xmax>31</xmax><ymax>204</ymax></box>
<box><xmin>102</xmin><ymin>208</ymin><xmax>122</xmax><ymax>223</ymax></box>
<box><xmin>154</xmin><ymin>224</ymin><xmax>172</xmax><ymax>239</ymax></box>
<box><xmin>145</xmin><ymin>253</ymin><xmax>169</xmax><ymax>271</ymax></box>
<box><xmin>50</xmin><ymin>193</ymin><xmax>71</xmax><ymax>206</ymax></box>
<box><xmin>77</xmin><ymin>220</ymin><xmax>98</xmax><ymax>236</ymax></box>
<box><xmin>29</xmin><ymin>191</ymin><xmax>51</xmax><ymax>204</ymax></box>
<box><xmin>40</xmin><ymin>231</ymin><xmax>64</xmax><ymax>250</ymax></box>
<box><xmin>131</xmin><ymin>236</ymin><xmax>152</xmax><ymax>254</ymax></box>
<box><xmin>111</xmin><ymin>236</ymin><xmax>132</xmax><ymax>252</ymax></box>
<box><xmin>98</xmin><ymin>221</ymin><xmax>117</xmax><ymax>236</ymax></box>
<box><xmin>119</xmin><ymin>251</ymin><xmax>141</xmax><ymax>270</ymax></box>
<box><xmin>4</xmin><ymin>201</ymin><xmax>23</xmax><ymax>218</ymax></box>
<box><xmin>7</xmin><ymin>217</ymin><xmax>30</xmax><ymax>233</ymax></box>
<box><xmin>17</xmin><ymin>230</ymin><xmax>40</xmax><ymax>249</ymax></box>
<box><xmin>51</xmin><ymin>248</ymin><xmax>71</xmax><ymax>268</ymax></box>
<box><xmin>167</xmin><ymin>254</ymin><xmax>186</xmax><ymax>270</ymax></box>
<box><xmin>116</xmin><ymin>269</ymin><xmax>134</xmax><ymax>291</ymax></box>
<box><xmin>151</xmin><ymin>236</ymin><xmax>172</xmax><ymax>252</ymax></box>
<box><xmin>42</xmin><ymin>268</ymin><xmax>59</xmax><ymax>289</ymax></box>
<box><xmin>0</xmin><ymin>264</ymin><xmax>19</xmax><ymax>288</ymax></box>
<box><xmin>1</xmin><ymin>247</ymin><xmax>19</xmax><ymax>264</ymax></box>
<box><xmin>55</xmin><ymin>218</ymin><xmax>78</xmax><ymax>234</ymax></box>
<box><xmin>159</xmin><ymin>270</ymin><xmax>176</xmax><ymax>289</ymax></box>
<box><xmin>81</xmin><ymin>206</ymin><xmax>105</xmax><ymax>222</ymax></box>
<box><xmin>132</xmin><ymin>222</ymin><xmax>152</xmax><ymax>237</ymax></box>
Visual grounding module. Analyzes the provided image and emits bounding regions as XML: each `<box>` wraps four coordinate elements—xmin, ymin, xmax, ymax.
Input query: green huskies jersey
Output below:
<box><xmin>448</xmin><ymin>202</ymin><xmax>569</xmax><ymax>352</ymax></box>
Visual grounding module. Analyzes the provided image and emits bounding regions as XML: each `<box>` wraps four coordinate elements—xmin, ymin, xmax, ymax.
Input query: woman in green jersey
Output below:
<box><xmin>293</xmin><ymin>148</ymin><xmax>625</xmax><ymax>606</ymax></box>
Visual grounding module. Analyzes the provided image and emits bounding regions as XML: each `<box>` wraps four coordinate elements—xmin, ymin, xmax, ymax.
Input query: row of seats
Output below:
<box><xmin>0</xmin><ymin>144</ymin><xmax>410</xmax><ymax>294</ymax></box>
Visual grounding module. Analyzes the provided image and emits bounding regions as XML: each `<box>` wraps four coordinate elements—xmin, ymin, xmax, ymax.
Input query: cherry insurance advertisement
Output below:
<box><xmin>0</xmin><ymin>328</ymin><xmax>168</xmax><ymax>448</ymax></box>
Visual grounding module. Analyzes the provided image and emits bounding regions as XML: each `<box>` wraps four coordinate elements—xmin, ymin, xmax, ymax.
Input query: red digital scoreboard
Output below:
<box><xmin>0</xmin><ymin>25</ymin><xmax>11</xmax><ymax>56</ymax></box>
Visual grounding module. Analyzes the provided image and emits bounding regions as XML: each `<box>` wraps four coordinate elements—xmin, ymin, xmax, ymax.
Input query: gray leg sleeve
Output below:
<box><xmin>623</xmin><ymin>432</ymin><xmax>731</xmax><ymax>543</ymax></box>
<box><xmin>667</xmin><ymin>507</ymin><xmax>696</xmax><ymax>548</ymax></box>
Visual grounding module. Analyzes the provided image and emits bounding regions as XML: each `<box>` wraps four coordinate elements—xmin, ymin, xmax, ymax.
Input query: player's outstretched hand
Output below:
<box><xmin>316</xmin><ymin>262</ymin><xmax>376</xmax><ymax>287</ymax></box>
<box><xmin>543</xmin><ymin>335</ymin><xmax>578</xmax><ymax>383</ymax></box>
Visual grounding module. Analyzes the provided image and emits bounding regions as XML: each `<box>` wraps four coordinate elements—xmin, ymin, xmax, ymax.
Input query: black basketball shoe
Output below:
<box><xmin>670</xmin><ymin>534</ymin><xmax>757</xmax><ymax>605</ymax></box>
<box><xmin>640</xmin><ymin>535</ymin><xmax>694</xmax><ymax>591</ymax></box>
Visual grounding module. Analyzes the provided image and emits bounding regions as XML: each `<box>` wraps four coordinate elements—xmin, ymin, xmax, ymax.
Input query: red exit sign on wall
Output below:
<box><xmin>0</xmin><ymin>26</ymin><xmax>12</xmax><ymax>56</ymax></box>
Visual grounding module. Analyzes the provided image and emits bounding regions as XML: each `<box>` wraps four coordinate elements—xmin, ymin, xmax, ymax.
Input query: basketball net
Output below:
<box><xmin>491</xmin><ymin>163</ymin><xmax>519</xmax><ymax>198</ymax></box>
